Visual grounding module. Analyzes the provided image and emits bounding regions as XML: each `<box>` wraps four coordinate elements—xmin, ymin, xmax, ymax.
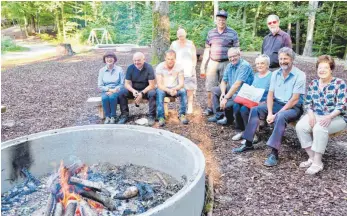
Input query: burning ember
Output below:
<box><xmin>2</xmin><ymin>160</ymin><xmax>184</xmax><ymax>216</ymax></box>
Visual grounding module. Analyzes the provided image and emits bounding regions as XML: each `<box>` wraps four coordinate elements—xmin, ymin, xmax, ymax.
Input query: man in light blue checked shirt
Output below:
<box><xmin>233</xmin><ymin>47</ymin><xmax>306</xmax><ymax>167</ymax></box>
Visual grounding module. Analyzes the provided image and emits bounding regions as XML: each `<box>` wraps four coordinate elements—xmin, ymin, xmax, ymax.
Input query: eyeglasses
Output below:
<box><xmin>267</xmin><ymin>20</ymin><xmax>278</xmax><ymax>25</ymax></box>
<box><xmin>228</xmin><ymin>55</ymin><xmax>239</xmax><ymax>59</ymax></box>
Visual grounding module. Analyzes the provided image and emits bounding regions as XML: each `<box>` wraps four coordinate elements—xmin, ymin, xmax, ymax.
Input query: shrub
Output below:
<box><xmin>1</xmin><ymin>37</ymin><xmax>29</xmax><ymax>53</ymax></box>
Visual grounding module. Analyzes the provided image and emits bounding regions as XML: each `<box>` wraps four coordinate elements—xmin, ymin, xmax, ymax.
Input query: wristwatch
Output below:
<box><xmin>141</xmin><ymin>91</ymin><xmax>145</xmax><ymax>97</ymax></box>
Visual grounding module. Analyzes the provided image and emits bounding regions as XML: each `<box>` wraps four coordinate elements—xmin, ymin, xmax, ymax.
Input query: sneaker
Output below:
<box><xmin>232</xmin><ymin>144</ymin><xmax>254</xmax><ymax>153</ymax></box>
<box><xmin>179</xmin><ymin>114</ymin><xmax>189</xmax><ymax>125</ymax></box>
<box><xmin>208</xmin><ymin>115</ymin><xmax>221</xmax><ymax>123</ymax></box>
<box><xmin>253</xmin><ymin>135</ymin><xmax>259</xmax><ymax>144</ymax></box>
<box><xmin>203</xmin><ymin>108</ymin><xmax>213</xmax><ymax>116</ymax></box>
<box><xmin>158</xmin><ymin>118</ymin><xmax>165</xmax><ymax>127</ymax></box>
<box><xmin>232</xmin><ymin>132</ymin><xmax>244</xmax><ymax>141</ymax></box>
<box><xmin>104</xmin><ymin>117</ymin><xmax>111</xmax><ymax>124</ymax></box>
<box><xmin>217</xmin><ymin>117</ymin><xmax>231</xmax><ymax>125</ymax></box>
<box><xmin>148</xmin><ymin>116</ymin><xmax>156</xmax><ymax>126</ymax></box>
<box><xmin>110</xmin><ymin>117</ymin><xmax>116</xmax><ymax>124</ymax></box>
<box><xmin>264</xmin><ymin>154</ymin><xmax>278</xmax><ymax>167</ymax></box>
<box><xmin>117</xmin><ymin>115</ymin><xmax>128</xmax><ymax>124</ymax></box>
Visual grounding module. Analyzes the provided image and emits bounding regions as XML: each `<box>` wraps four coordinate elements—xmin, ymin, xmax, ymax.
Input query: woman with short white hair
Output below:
<box><xmin>170</xmin><ymin>28</ymin><xmax>197</xmax><ymax>114</ymax></box>
<box><xmin>232</xmin><ymin>54</ymin><xmax>272</xmax><ymax>147</ymax></box>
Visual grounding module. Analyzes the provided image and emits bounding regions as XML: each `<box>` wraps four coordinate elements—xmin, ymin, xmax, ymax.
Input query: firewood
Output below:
<box><xmin>80</xmin><ymin>199</ymin><xmax>97</xmax><ymax>216</ymax></box>
<box><xmin>69</xmin><ymin>177</ymin><xmax>111</xmax><ymax>196</ymax></box>
<box><xmin>53</xmin><ymin>202</ymin><xmax>63</xmax><ymax>216</ymax></box>
<box><xmin>44</xmin><ymin>193</ymin><xmax>55</xmax><ymax>216</ymax></box>
<box><xmin>80</xmin><ymin>190</ymin><xmax>116</xmax><ymax>211</ymax></box>
<box><xmin>155</xmin><ymin>172</ymin><xmax>168</xmax><ymax>188</ymax></box>
<box><xmin>63</xmin><ymin>200</ymin><xmax>77</xmax><ymax>216</ymax></box>
<box><xmin>114</xmin><ymin>186</ymin><xmax>138</xmax><ymax>200</ymax></box>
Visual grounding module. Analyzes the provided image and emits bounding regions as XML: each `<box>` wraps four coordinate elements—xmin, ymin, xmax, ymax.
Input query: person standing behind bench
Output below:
<box><xmin>295</xmin><ymin>55</ymin><xmax>347</xmax><ymax>175</ymax></box>
<box><xmin>200</xmin><ymin>10</ymin><xmax>240</xmax><ymax>116</ymax></box>
<box><xmin>156</xmin><ymin>50</ymin><xmax>188</xmax><ymax>127</ymax></box>
<box><xmin>262</xmin><ymin>14</ymin><xmax>292</xmax><ymax>70</ymax></box>
<box><xmin>233</xmin><ymin>47</ymin><xmax>306</xmax><ymax>167</ymax></box>
<box><xmin>118</xmin><ymin>52</ymin><xmax>156</xmax><ymax>125</ymax></box>
<box><xmin>98</xmin><ymin>51</ymin><xmax>124</xmax><ymax>124</ymax></box>
<box><xmin>170</xmin><ymin>28</ymin><xmax>197</xmax><ymax>114</ymax></box>
<box><xmin>207</xmin><ymin>47</ymin><xmax>254</xmax><ymax>125</ymax></box>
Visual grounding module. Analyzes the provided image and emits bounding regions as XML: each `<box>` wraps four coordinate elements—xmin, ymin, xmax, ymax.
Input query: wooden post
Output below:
<box><xmin>98</xmin><ymin>105</ymin><xmax>105</xmax><ymax>119</ymax></box>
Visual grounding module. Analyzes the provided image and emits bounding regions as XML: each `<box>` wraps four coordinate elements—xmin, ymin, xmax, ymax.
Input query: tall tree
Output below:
<box><xmin>152</xmin><ymin>1</ymin><xmax>170</xmax><ymax>64</ymax></box>
<box><xmin>303</xmin><ymin>1</ymin><xmax>319</xmax><ymax>56</ymax></box>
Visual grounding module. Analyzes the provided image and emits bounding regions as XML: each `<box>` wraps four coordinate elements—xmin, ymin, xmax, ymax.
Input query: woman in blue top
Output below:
<box><xmin>232</xmin><ymin>54</ymin><xmax>272</xmax><ymax>144</ymax></box>
<box><xmin>98</xmin><ymin>51</ymin><xmax>125</xmax><ymax>124</ymax></box>
<box><xmin>295</xmin><ymin>55</ymin><xmax>346</xmax><ymax>175</ymax></box>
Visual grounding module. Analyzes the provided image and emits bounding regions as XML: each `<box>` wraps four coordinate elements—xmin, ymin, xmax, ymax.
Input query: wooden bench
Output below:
<box><xmin>1</xmin><ymin>105</ymin><xmax>6</xmax><ymax>113</ymax></box>
<box><xmin>86</xmin><ymin>97</ymin><xmax>176</xmax><ymax>119</ymax></box>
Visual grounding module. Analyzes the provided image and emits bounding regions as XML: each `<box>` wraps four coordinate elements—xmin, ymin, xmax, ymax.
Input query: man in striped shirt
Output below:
<box><xmin>200</xmin><ymin>10</ymin><xmax>240</xmax><ymax>116</ymax></box>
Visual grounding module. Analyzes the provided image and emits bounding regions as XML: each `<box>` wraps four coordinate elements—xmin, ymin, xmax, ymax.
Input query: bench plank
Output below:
<box><xmin>87</xmin><ymin>96</ymin><xmax>176</xmax><ymax>119</ymax></box>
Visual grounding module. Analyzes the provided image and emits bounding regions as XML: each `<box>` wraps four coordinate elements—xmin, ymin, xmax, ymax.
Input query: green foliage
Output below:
<box><xmin>1</xmin><ymin>37</ymin><xmax>29</xmax><ymax>53</ymax></box>
<box><xmin>1</xmin><ymin>1</ymin><xmax>346</xmax><ymax>58</ymax></box>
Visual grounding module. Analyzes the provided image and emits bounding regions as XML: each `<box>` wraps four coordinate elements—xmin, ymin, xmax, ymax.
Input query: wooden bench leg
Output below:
<box><xmin>164</xmin><ymin>102</ymin><xmax>169</xmax><ymax>118</ymax></box>
<box><xmin>98</xmin><ymin>105</ymin><xmax>105</xmax><ymax>119</ymax></box>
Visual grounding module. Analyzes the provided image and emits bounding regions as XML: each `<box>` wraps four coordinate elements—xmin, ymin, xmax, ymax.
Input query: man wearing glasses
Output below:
<box><xmin>200</xmin><ymin>10</ymin><xmax>240</xmax><ymax>116</ymax></box>
<box><xmin>208</xmin><ymin>47</ymin><xmax>253</xmax><ymax>125</ymax></box>
<box><xmin>262</xmin><ymin>15</ymin><xmax>292</xmax><ymax>70</ymax></box>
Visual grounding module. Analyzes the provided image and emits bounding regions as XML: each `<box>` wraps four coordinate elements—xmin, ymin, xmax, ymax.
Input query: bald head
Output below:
<box><xmin>133</xmin><ymin>52</ymin><xmax>146</xmax><ymax>69</ymax></box>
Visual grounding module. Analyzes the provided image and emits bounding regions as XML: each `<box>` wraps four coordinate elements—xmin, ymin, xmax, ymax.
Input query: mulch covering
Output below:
<box><xmin>2</xmin><ymin>48</ymin><xmax>347</xmax><ymax>215</ymax></box>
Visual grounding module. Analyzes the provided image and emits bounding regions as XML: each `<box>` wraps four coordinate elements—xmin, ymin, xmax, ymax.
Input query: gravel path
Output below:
<box><xmin>2</xmin><ymin>49</ymin><xmax>347</xmax><ymax>215</ymax></box>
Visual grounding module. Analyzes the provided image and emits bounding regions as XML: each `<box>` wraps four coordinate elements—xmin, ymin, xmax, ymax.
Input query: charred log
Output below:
<box><xmin>44</xmin><ymin>193</ymin><xmax>55</xmax><ymax>216</ymax></box>
<box><xmin>53</xmin><ymin>202</ymin><xmax>63</xmax><ymax>216</ymax></box>
<box><xmin>63</xmin><ymin>200</ymin><xmax>77</xmax><ymax>216</ymax></box>
<box><xmin>80</xmin><ymin>199</ymin><xmax>97</xmax><ymax>216</ymax></box>
<box><xmin>69</xmin><ymin>177</ymin><xmax>110</xmax><ymax>196</ymax></box>
<box><xmin>80</xmin><ymin>190</ymin><xmax>116</xmax><ymax>211</ymax></box>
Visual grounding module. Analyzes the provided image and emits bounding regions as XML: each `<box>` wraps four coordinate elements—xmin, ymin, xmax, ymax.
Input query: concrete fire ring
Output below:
<box><xmin>1</xmin><ymin>125</ymin><xmax>206</xmax><ymax>216</ymax></box>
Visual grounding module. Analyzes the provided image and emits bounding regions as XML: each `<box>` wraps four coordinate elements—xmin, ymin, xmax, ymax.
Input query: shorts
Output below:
<box><xmin>184</xmin><ymin>74</ymin><xmax>197</xmax><ymax>90</ymax></box>
<box><xmin>205</xmin><ymin>59</ymin><xmax>229</xmax><ymax>91</ymax></box>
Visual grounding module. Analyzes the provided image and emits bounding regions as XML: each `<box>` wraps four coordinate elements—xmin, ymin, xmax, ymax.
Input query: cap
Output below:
<box><xmin>216</xmin><ymin>10</ymin><xmax>228</xmax><ymax>19</ymax></box>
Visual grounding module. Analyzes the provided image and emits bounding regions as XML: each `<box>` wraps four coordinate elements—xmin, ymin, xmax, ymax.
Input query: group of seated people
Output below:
<box><xmin>98</xmin><ymin>28</ymin><xmax>346</xmax><ymax>175</ymax></box>
<box><xmin>98</xmin><ymin>29</ymin><xmax>196</xmax><ymax>127</ymax></box>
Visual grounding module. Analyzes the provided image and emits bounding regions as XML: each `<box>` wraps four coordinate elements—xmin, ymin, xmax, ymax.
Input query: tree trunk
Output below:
<box><xmin>214</xmin><ymin>0</ymin><xmax>218</xmax><ymax>22</ymax></box>
<box><xmin>252</xmin><ymin>2</ymin><xmax>261</xmax><ymax>38</ymax></box>
<box><xmin>29</xmin><ymin>14</ymin><xmax>36</xmax><ymax>34</ymax></box>
<box><xmin>303</xmin><ymin>1</ymin><xmax>319</xmax><ymax>57</ymax></box>
<box><xmin>296</xmin><ymin>20</ymin><xmax>300</xmax><ymax>54</ymax></box>
<box><xmin>61</xmin><ymin>3</ymin><xmax>66</xmax><ymax>42</ymax></box>
<box><xmin>319</xmin><ymin>2</ymin><xmax>334</xmax><ymax>54</ymax></box>
<box><xmin>23</xmin><ymin>16</ymin><xmax>29</xmax><ymax>37</ymax></box>
<box><xmin>55</xmin><ymin>10</ymin><xmax>62</xmax><ymax>40</ymax></box>
<box><xmin>287</xmin><ymin>2</ymin><xmax>292</xmax><ymax>35</ymax></box>
<box><xmin>152</xmin><ymin>1</ymin><xmax>170</xmax><ymax>65</ymax></box>
<box><xmin>242</xmin><ymin>7</ymin><xmax>247</xmax><ymax>29</ymax></box>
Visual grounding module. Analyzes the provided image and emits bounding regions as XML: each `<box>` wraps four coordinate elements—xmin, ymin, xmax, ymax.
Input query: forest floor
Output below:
<box><xmin>1</xmin><ymin>48</ymin><xmax>347</xmax><ymax>215</ymax></box>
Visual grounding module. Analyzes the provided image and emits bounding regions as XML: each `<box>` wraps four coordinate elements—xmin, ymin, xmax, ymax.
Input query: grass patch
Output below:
<box><xmin>1</xmin><ymin>37</ymin><xmax>29</xmax><ymax>53</ymax></box>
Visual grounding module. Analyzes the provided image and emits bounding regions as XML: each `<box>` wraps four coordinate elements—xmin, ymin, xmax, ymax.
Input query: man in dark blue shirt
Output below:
<box><xmin>262</xmin><ymin>15</ymin><xmax>292</xmax><ymax>69</ymax></box>
<box><xmin>118</xmin><ymin>52</ymin><xmax>156</xmax><ymax>125</ymax></box>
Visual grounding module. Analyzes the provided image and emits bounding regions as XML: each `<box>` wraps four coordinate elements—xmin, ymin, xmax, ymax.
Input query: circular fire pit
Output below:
<box><xmin>1</xmin><ymin>125</ymin><xmax>205</xmax><ymax>216</ymax></box>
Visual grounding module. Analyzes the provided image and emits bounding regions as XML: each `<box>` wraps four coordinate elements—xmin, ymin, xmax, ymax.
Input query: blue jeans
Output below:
<box><xmin>211</xmin><ymin>86</ymin><xmax>235</xmax><ymax>123</ymax></box>
<box><xmin>156</xmin><ymin>88</ymin><xmax>187</xmax><ymax>119</ymax></box>
<box><xmin>101</xmin><ymin>92</ymin><xmax>119</xmax><ymax>118</ymax></box>
<box><xmin>233</xmin><ymin>103</ymin><xmax>250</xmax><ymax>131</ymax></box>
<box><xmin>242</xmin><ymin>101</ymin><xmax>303</xmax><ymax>150</ymax></box>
